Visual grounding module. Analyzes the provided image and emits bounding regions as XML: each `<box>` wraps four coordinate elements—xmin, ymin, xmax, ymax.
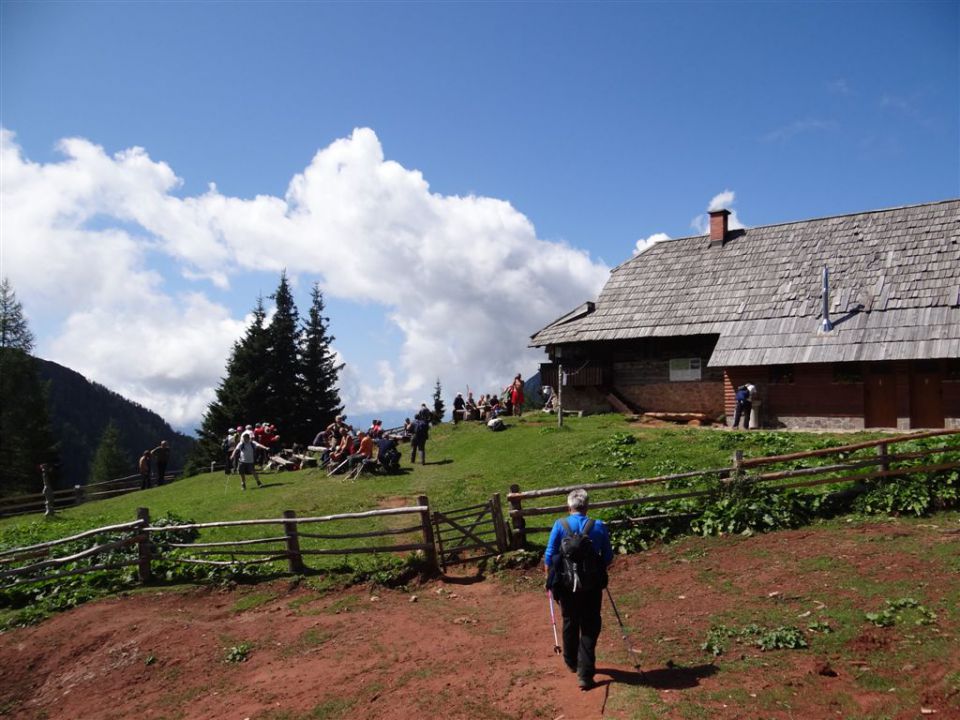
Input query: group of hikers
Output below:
<box><xmin>311</xmin><ymin>414</ymin><xmax>406</xmax><ymax>476</ymax></box>
<box><xmin>451</xmin><ymin>374</ymin><xmax>526</xmax><ymax>424</ymax></box>
<box><xmin>212</xmin><ymin>373</ymin><xmax>527</xmax><ymax>489</ymax></box>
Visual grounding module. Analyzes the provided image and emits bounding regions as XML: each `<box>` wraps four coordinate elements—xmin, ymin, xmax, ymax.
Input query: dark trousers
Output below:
<box><xmin>733</xmin><ymin>400</ymin><xmax>752</xmax><ymax>429</ymax></box>
<box><xmin>410</xmin><ymin>439</ymin><xmax>426</xmax><ymax>465</ymax></box>
<box><xmin>556</xmin><ymin>587</ymin><xmax>603</xmax><ymax>680</ymax></box>
<box><xmin>156</xmin><ymin>462</ymin><xmax>168</xmax><ymax>486</ymax></box>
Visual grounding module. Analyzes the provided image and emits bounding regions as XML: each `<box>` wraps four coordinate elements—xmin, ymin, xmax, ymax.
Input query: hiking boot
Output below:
<box><xmin>577</xmin><ymin>676</ymin><xmax>595</xmax><ymax>691</ymax></box>
<box><xmin>256</xmin><ymin>480</ymin><xmax>264</xmax><ymax>488</ymax></box>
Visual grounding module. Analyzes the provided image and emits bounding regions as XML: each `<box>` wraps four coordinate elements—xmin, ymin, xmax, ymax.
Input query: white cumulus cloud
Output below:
<box><xmin>1</xmin><ymin>128</ymin><xmax>609</xmax><ymax>427</ymax></box>
<box><xmin>691</xmin><ymin>189</ymin><xmax>746</xmax><ymax>235</ymax></box>
<box><xmin>633</xmin><ymin>232</ymin><xmax>670</xmax><ymax>255</ymax></box>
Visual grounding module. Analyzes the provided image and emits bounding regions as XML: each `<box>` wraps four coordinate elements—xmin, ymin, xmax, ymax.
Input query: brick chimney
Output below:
<box><xmin>709</xmin><ymin>209</ymin><xmax>730</xmax><ymax>246</ymax></box>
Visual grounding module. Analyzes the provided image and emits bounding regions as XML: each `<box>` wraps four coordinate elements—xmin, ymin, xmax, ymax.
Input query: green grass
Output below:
<box><xmin>231</xmin><ymin>591</ymin><xmax>277</xmax><ymax>612</ymax></box>
<box><xmin>0</xmin><ymin>417</ymin><xmax>885</xmax><ymax>547</ymax></box>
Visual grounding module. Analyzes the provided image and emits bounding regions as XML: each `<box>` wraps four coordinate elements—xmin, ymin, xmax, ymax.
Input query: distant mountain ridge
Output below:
<box><xmin>36</xmin><ymin>358</ymin><xmax>194</xmax><ymax>489</ymax></box>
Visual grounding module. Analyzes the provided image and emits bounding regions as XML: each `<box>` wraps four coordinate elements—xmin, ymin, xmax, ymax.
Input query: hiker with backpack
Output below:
<box><xmin>410</xmin><ymin>417</ymin><xmax>429</xmax><ymax>465</ymax></box>
<box><xmin>733</xmin><ymin>382</ymin><xmax>758</xmax><ymax>429</ymax></box>
<box><xmin>544</xmin><ymin>488</ymin><xmax>614</xmax><ymax>690</ymax></box>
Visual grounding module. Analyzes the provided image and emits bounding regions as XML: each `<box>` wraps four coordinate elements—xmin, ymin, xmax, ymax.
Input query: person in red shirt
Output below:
<box><xmin>510</xmin><ymin>374</ymin><xmax>525</xmax><ymax>416</ymax></box>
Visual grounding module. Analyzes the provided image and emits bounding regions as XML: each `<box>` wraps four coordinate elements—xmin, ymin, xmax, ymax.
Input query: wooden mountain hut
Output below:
<box><xmin>530</xmin><ymin>199</ymin><xmax>960</xmax><ymax>430</ymax></box>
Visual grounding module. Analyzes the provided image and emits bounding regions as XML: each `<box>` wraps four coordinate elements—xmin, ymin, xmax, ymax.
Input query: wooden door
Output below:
<box><xmin>864</xmin><ymin>366</ymin><xmax>897</xmax><ymax>428</ymax></box>
<box><xmin>910</xmin><ymin>368</ymin><xmax>944</xmax><ymax>428</ymax></box>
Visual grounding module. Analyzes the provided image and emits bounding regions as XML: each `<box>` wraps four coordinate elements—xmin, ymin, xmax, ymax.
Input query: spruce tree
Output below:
<box><xmin>299</xmin><ymin>282</ymin><xmax>344</xmax><ymax>440</ymax></box>
<box><xmin>263</xmin><ymin>271</ymin><xmax>302</xmax><ymax>440</ymax></box>
<box><xmin>0</xmin><ymin>278</ymin><xmax>35</xmax><ymax>351</ymax></box>
<box><xmin>432</xmin><ymin>378</ymin><xmax>445</xmax><ymax>424</ymax></box>
<box><xmin>185</xmin><ymin>296</ymin><xmax>271</xmax><ymax>474</ymax></box>
<box><xmin>89</xmin><ymin>421</ymin><xmax>131</xmax><ymax>484</ymax></box>
<box><xmin>0</xmin><ymin>279</ymin><xmax>58</xmax><ymax>496</ymax></box>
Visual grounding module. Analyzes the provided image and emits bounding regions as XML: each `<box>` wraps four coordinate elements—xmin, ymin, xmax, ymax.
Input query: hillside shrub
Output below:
<box><xmin>603</xmin><ymin>500</ymin><xmax>699</xmax><ymax>553</ymax></box>
<box><xmin>691</xmin><ymin>480</ymin><xmax>814</xmax><ymax>537</ymax></box>
<box><xmin>853</xmin><ymin>439</ymin><xmax>959</xmax><ymax>516</ymax></box>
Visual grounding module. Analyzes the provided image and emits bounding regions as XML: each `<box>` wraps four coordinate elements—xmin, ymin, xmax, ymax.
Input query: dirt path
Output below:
<box><xmin>2</xmin><ymin>518</ymin><xmax>959</xmax><ymax>719</ymax></box>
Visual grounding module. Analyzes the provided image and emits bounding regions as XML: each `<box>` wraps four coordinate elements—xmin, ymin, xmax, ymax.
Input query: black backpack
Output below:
<box><xmin>556</xmin><ymin>518</ymin><xmax>608</xmax><ymax>593</ymax></box>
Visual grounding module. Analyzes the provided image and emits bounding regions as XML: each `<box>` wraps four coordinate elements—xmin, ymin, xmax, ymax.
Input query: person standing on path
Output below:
<box><xmin>150</xmin><ymin>441</ymin><xmax>171</xmax><ymax>485</ymax></box>
<box><xmin>231</xmin><ymin>431</ymin><xmax>269</xmax><ymax>490</ymax></box>
<box><xmin>545</xmin><ymin>488</ymin><xmax>614</xmax><ymax>690</ymax></box>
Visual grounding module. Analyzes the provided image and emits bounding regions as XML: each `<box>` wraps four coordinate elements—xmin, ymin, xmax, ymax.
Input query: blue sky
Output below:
<box><xmin>1</xmin><ymin>1</ymin><xmax>957</xmax><ymax>432</ymax></box>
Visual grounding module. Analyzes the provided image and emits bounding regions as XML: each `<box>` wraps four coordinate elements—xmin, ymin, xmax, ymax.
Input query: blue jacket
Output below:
<box><xmin>544</xmin><ymin>513</ymin><xmax>614</xmax><ymax>569</ymax></box>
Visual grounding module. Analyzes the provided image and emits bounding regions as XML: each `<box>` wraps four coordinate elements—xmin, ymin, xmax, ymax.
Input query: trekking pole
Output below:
<box><xmin>605</xmin><ymin>587</ymin><xmax>642</xmax><ymax>672</ymax></box>
<box><xmin>546</xmin><ymin>590</ymin><xmax>562</xmax><ymax>655</ymax></box>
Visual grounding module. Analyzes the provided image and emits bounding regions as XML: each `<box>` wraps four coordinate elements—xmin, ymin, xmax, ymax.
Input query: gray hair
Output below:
<box><xmin>567</xmin><ymin>488</ymin><xmax>589</xmax><ymax>513</ymax></box>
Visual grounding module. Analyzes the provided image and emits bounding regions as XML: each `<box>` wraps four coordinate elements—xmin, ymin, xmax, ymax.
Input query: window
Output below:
<box><xmin>770</xmin><ymin>365</ymin><xmax>794</xmax><ymax>384</ymax></box>
<box><xmin>669</xmin><ymin>357</ymin><xmax>702</xmax><ymax>382</ymax></box>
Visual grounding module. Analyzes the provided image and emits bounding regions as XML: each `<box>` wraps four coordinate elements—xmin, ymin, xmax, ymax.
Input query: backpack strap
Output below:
<box><xmin>560</xmin><ymin>517</ymin><xmax>594</xmax><ymax>538</ymax></box>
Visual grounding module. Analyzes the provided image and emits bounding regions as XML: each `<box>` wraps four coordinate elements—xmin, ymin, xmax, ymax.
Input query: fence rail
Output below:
<box><xmin>0</xmin><ymin>472</ymin><xmax>180</xmax><ymax>519</ymax></box>
<box><xmin>506</xmin><ymin>429</ymin><xmax>960</xmax><ymax>547</ymax></box>
<box><xmin>0</xmin><ymin>501</ymin><xmax>437</xmax><ymax>589</ymax></box>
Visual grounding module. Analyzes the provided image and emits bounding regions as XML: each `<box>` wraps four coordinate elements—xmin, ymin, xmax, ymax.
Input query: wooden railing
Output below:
<box><xmin>0</xmin><ymin>472</ymin><xmax>180</xmax><ymax>519</ymax></box>
<box><xmin>0</xmin><ymin>518</ymin><xmax>148</xmax><ymax>587</ymax></box>
<box><xmin>0</xmin><ymin>498</ymin><xmax>437</xmax><ymax>589</ymax></box>
<box><xmin>506</xmin><ymin>429</ymin><xmax>960</xmax><ymax>547</ymax></box>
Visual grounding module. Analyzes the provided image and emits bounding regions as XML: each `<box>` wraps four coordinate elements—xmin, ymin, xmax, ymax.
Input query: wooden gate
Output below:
<box><xmin>432</xmin><ymin>494</ymin><xmax>509</xmax><ymax>570</ymax></box>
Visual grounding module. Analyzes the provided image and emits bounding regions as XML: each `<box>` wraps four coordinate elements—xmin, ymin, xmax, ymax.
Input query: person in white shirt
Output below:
<box><xmin>231</xmin><ymin>431</ymin><xmax>269</xmax><ymax>490</ymax></box>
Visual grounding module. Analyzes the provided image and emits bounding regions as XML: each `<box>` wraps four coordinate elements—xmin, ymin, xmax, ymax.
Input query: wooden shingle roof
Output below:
<box><xmin>530</xmin><ymin>199</ymin><xmax>960</xmax><ymax>366</ymax></box>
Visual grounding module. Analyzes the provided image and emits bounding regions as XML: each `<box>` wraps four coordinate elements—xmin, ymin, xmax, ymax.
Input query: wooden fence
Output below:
<box><xmin>506</xmin><ymin>428</ymin><xmax>960</xmax><ymax>548</ymax></box>
<box><xmin>0</xmin><ymin>497</ymin><xmax>437</xmax><ymax>589</ymax></box>
<box><xmin>2</xmin><ymin>429</ymin><xmax>958</xmax><ymax>589</ymax></box>
<box><xmin>0</xmin><ymin>518</ymin><xmax>149</xmax><ymax>587</ymax></box>
<box><xmin>0</xmin><ymin>471</ymin><xmax>180</xmax><ymax>519</ymax></box>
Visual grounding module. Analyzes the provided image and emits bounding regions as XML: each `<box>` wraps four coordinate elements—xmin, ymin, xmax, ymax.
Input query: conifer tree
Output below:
<box><xmin>0</xmin><ymin>278</ymin><xmax>35</xmax><ymax>352</ymax></box>
<box><xmin>432</xmin><ymin>378</ymin><xmax>445</xmax><ymax>425</ymax></box>
<box><xmin>263</xmin><ymin>271</ymin><xmax>301</xmax><ymax>438</ymax></box>
<box><xmin>89</xmin><ymin>421</ymin><xmax>131</xmax><ymax>484</ymax></box>
<box><xmin>299</xmin><ymin>282</ymin><xmax>344</xmax><ymax>439</ymax></box>
<box><xmin>185</xmin><ymin>296</ymin><xmax>271</xmax><ymax>474</ymax></box>
<box><xmin>0</xmin><ymin>278</ymin><xmax>58</xmax><ymax>496</ymax></box>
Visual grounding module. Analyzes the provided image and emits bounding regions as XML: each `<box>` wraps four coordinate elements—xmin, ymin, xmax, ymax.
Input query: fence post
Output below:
<box><xmin>732</xmin><ymin>450</ymin><xmax>744</xmax><ymax>483</ymax></box>
<box><xmin>875</xmin><ymin>442</ymin><xmax>890</xmax><ymax>474</ymax></box>
<box><xmin>490</xmin><ymin>493</ymin><xmax>508</xmax><ymax>553</ymax></box>
<box><xmin>283</xmin><ymin>510</ymin><xmax>305</xmax><ymax>574</ymax></box>
<box><xmin>42</xmin><ymin>465</ymin><xmax>55</xmax><ymax>517</ymax></box>
<box><xmin>417</xmin><ymin>495</ymin><xmax>438</xmax><ymax>571</ymax></box>
<box><xmin>73</xmin><ymin>484</ymin><xmax>84</xmax><ymax>507</ymax></box>
<box><xmin>508</xmin><ymin>483</ymin><xmax>526</xmax><ymax>550</ymax></box>
<box><xmin>136</xmin><ymin>507</ymin><xmax>152</xmax><ymax>583</ymax></box>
